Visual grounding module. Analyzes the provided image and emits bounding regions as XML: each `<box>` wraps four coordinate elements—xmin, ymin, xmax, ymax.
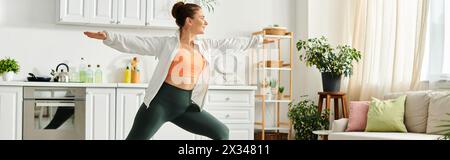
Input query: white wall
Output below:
<box><xmin>0</xmin><ymin>0</ymin><xmax>295</xmax><ymax>83</ymax></box>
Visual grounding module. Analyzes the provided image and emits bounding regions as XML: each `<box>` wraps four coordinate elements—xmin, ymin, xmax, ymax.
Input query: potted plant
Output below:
<box><xmin>269</xmin><ymin>79</ymin><xmax>278</xmax><ymax>98</ymax></box>
<box><xmin>288</xmin><ymin>96</ymin><xmax>329</xmax><ymax>140</ymax></box>
<box><xmin>0</xmin><ymin>57</ymin><xmax>20</xmax><ymax>81</ymax></box>
<box><xmin>297</xmin><ymin>36</ymin><xmax>362</xmax><ymax>92</ymax></box>
<box><xmin>278</xmin><ymin>86</ymin><xmax>285</xmax><ymax>100</ymax></box>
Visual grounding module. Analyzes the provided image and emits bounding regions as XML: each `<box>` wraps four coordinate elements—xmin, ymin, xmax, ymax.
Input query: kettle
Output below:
<box><xmin>51</xmin><ymin>63</ymin><xmax>70</xmax><ymax>83</ymax></box>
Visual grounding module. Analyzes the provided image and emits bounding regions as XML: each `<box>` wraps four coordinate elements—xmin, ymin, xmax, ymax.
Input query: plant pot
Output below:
<box><xmin>277</xmin><ymin>93</ymin><xmax>284</xmax><ymax>100</ymax></box>
<box><xmin>2</xmin><ymin>71</ymin><xmax>14</xmax><ymax>81</ymax></box>
<box><xmin>271</xmin><ymin>88</ymin><xmax>278</xmax><ymax>96</ymax></box>
<box><xmin>321</xmin><ymin>72</ymin><xmax>341</xmax><ymax>92</ymax></box>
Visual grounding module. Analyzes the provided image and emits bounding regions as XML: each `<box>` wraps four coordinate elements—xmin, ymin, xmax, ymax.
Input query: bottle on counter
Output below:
<box><xmin>86</xmin><ymin>64</ymin><xmax>94</xmax><ymax>83</ymax></box>
<box><xmin>95</xmin><ymin>64</ymin><xmax>103</xmax><ymax>83</ymax></box>
<box><xmin>131</xmin><ymin>67</ymin><xmax>140</xmax><ymax>83</ymax></box>
<box><xmin>79</xmin><ymin>57</ymin><xmax>87</xmax><ymax>83</ymax></box>
<box><xmin>69</xmin><ymin>67</ymin><xmax>80</xmax><ymax>83</ymax></box>
<box><xmin>124</xmin><ymin>66</ymin><xmax>131</xmax><ymax>83</ymax></box>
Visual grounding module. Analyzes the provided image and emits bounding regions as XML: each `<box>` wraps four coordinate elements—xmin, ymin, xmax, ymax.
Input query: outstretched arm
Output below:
<box><xmin>203</xmin><ymin>34</ymin><xmax>270</xmax><ymax>52</ymax></box>
<box><xmin>84</xmin><ymin>31</ymin><xmax>165</xmax><ymax>58</ymax></box>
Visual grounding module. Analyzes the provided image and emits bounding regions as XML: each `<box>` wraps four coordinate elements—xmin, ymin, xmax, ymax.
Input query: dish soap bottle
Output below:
<box><xmin>95</xmin><ymin>64</ymin><xmax>103</xmax><ymax>83</ymax></box>
<box><xmin>79</xmin><ymin>57</ymin><xmax>87</xmax><ymax>83</ymax></box>
<box><xmin>131</xmin><ymin>67</ymin><xmax>140</xmax><ymax>83</ymax></box>
<box><xmin>86</xmin><ymin>64</ymin><xmax>94</xmax><ymax>83</ymax></box>
<box><xmin>124</xmin><ymin>66</ymin><xmax>131</xmax><ymax>83</ymax></box>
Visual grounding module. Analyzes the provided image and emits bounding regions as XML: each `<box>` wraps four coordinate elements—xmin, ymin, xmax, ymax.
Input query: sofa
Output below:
<box><xmin>328</xmin><ymin>90</ymin><xmax>450</xmax><ymax>140</ymax></box>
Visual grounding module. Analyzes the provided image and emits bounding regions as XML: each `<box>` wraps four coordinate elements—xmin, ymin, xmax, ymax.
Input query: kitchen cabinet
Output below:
<box><xmin>202</xmin><ymin>88</ymin><xmax>256</xmax><ymax>140</ymax></box>
<box><xmin>58</xmin><ymin>0</ymin><xmax>90</xmax><ymax>23</ymax></box>
<box><xmin>85</xmin><ymin>88</ymin><xmax>116</xmax><ymax>140</ymax></box>
<box><xmin>89</xmin><ymin>0</ymin><xmax>118</xmax><ymax>25</ymax></box>
<box><xmin>115</xmin><ymin>88</ymin><xmax>196</xmax><ymax>140</ymax></box>
<box><xmin>58</xmin><ymin>0</ymin><xmax>174</xmax><ymax>28</ymax></box>
<box><xmin>146</xmin><ymin>0</ymin><xmax>178</xmax><ymax>29</ymax></box>
<box><xmin>0</xmin><ymin>83</ymin><xmax>255</xmax><ymax>140</ymax></box>
<box><xmin>0</xmin><ymin>87</ymin><xmax>23</xmax><ymax>140</ymax></box>
<box><xmin>115</xmin><ymin>88</ymin><xmax>145</xmax><ymax>140</ymax></box>
<box><xmin>117</xmin><ymin>0</ymin><xmax>147</xmax><ymax>26</ymax></box>
<box><xmin>114</xmin><ymin>87</ymin><xmax>256</xmax><ymax>140</ymax></box>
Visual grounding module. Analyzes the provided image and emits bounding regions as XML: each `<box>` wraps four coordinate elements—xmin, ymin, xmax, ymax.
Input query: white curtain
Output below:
<box><xmin>344</xmin><ymin>0</ymin><xmax>429</xmax><ymax>101</ymax></box>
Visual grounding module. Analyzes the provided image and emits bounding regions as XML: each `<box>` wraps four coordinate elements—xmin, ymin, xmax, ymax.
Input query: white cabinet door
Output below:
<box><xmin>115</xmin><ymin>88</ymin><xmax>145</xmax><ymax>140</ymax></box>
<box><xmin>85</xmin><ymin>88</ymin><xmax>116</xmax><ymax>140</ymax></box>
<box><xmin>146</xmin><ymin>0</ymin><xmax>177</xmax><ymax>29</ymax></box>
<box><xmin>203</xmin><ymin>89</ymin><xmax>256</xmax><ymax>140</ymax></box>
<box><xmin>117</xmin><ymin>0</ymin><xmax>146</xmax><ymax>26</ymax></box>
<box><xmin>0</xmin><ymin>87</ymin><xmax>23</xmax><ymax>140</ymax></box>
<box><xmin>152</xmin><ymin>123</ymin><xmax>197</xmax><ymax>140</ymax></box>
<box><xmin>195</xmin><ymin>124</ymin><xmax>254</xmax><ymax>140</ymax></box>
<box><xmin>89</xmin><ymin>0</ymin><xmax>118</xmax><ymax>24</ymax></box>
<box><xmin>59</xmin><ymin>0</ymin><xmax>90</xmax><ymax>23</ymax></box>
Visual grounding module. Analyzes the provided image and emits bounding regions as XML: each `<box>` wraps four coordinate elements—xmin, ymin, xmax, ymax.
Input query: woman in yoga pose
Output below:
<box><xmin>84</xmin><ymin>2</ymin><xmax>263</xmax><ymax>140</ymax></box>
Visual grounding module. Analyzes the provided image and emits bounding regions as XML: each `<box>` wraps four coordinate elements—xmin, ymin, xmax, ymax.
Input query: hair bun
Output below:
<box><xmin>172</xmin><ymin>2</ymin><xmax>185</xmax><ymax>18</ymax></box>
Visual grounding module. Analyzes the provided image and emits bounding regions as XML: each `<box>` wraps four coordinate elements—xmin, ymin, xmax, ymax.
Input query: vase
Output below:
<box><xmin>2</xmin><ymin>71</ymin><xmax>14</xmax><ymax>81</ymax></box>
<box><xmin>277</xmin><ymin>93</ymin><xmax>284</xmax><ymax>100</ymax></box>
<box><xmin>321</xmin><ymin>72</ymin><xmax>341</xmax><ymax>92</ymax></box>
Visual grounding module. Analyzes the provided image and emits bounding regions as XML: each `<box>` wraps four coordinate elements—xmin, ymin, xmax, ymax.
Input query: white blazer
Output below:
<box><xmin>103</xmin><ymin>30</ymin><xmax>263</xmax><ymax>111</ymax></box>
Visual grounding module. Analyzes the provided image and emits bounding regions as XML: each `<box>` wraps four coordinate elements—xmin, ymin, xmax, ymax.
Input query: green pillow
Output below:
<box><xmin>365</xmin><ymin>95</ymin><xmax>408</xmax><ymax>132</ymax></box>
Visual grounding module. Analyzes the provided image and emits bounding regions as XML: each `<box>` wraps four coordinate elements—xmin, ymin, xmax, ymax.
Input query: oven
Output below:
<box><xmin>23</xmin><ymin>87</ymin><xmax>86</xmax><ymax>140</ymax></box>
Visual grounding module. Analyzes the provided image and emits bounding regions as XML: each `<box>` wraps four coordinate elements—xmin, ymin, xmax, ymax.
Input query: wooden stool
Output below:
<box><xmin>318</xmin><ymin>92</ymin><xmax>348</xmax><ymax>120</ymax></box>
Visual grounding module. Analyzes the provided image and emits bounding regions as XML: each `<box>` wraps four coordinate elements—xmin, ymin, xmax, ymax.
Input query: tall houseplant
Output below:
<box><xmin>0</xmin><ymin>57</ymin><xmax>20</xmax><ymax>81</ymax></box>
<box><xmin>288</xmin><ymin>96</ymin><xmax>329</xmax><ymax>140</ymax></box>
<box><xmin>297</xmin><ymin>36</ymin><xmax>362</xmax><ymax>92</ymax></box>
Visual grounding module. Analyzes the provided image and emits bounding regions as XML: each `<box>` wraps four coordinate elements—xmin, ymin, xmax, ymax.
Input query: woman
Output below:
<box><xmin>84</xmin><ymin>2</ymin><xmax>263</xmax><ymax>140</ymax></box>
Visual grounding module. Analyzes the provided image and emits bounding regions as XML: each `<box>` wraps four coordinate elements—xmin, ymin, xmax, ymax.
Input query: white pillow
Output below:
<box><xmin>332</xmin><ymin>118</ymin><xmax>349</xmax><ymax>132</ymax></box>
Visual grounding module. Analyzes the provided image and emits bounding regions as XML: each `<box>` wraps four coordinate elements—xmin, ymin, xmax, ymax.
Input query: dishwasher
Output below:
<box><xmin>23</xmin><ymin>87</ymin><xmax>86</xmax><ymax>140</ymax></box>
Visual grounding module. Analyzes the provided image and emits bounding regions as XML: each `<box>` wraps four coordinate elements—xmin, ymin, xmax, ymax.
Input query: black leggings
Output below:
<box><xmin>126</xmin><ymin>82</ymin><xmax>229</xmax><ymax>140</ymax></box>
<box><xmin>44</xmin><ymin>107</ymin><xmax>74</xmax><ymax>129</ymax></box>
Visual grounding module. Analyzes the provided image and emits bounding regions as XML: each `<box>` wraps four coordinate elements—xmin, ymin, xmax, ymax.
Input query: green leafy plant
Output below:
<box><xmin>199</xmin><ymin>0</ymin><xmax>218</xmax><ymax>13</ymax></box>
<box><xmin>297</xmin><ymin>36</ymin><xmax>362</xmax><ymax>77</ymax></box>
<box><xmin>269</xmin><ymin>79</ymin><xmax>277</xmax><ymax>89</ymax></box>
<box><xmin>278</xmin><ymin>86</ymin><xmax>285</xmax><ymax>94</ymax></box>
<box><xmin>0</xmin><ymin>57</ymin><xmax>20</xmax><ymax>74</ymax></box>
<box><xmin>288</xmin><ymin>96</ymin><xmax>329</xmax><ymax>140</ymax></box>
<box><xmin>437</xmin><ymin>113</ymin><xmax>450</xmax><ymax>140</ymax></box>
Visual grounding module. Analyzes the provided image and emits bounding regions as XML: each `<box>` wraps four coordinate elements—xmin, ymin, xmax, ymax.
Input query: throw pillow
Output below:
<box><xmin>365</xmin><ymin>96</ymin><xmax>408</xmax><ymax>132</ymax></box>
<box><xmin>426</xmin><ymin>92</ymin><xmax>450</xmax><ymax>135</ymax></box>
<box><xmin>384</xmin><ymin>91</ymin><xmax>431</xmax><ymax>133</ymax></box>
<box><xmin>346</xmin><ymin>101</ymin><xmax>370</xmax><ymax>132</ymax></box>
<box><xmin>332</xmin><ymin>118</ymin><xmax>349</xmax><ymax>132</ymax></box>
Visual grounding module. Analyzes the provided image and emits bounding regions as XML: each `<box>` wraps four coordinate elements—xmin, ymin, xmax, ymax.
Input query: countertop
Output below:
<box><xmin>0</xmin><ymin>81</ymin><xmax>258</xmax><ymax>90</ymax></box>
<box><xmin>0</xmin><ymin>81</ymin><xmax>147</xmax><ymax>88</ymax></box>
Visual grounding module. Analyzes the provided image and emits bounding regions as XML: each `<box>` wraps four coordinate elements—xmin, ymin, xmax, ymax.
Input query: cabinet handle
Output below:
<box><xmin>110</xmin><ymin>21</ymin><xmax>116</xmax><ymax>24</ymax></box>
<box><xmin>225</xmin><ymin>97</ymin><xmax>230</xmax><ymax>101</ymax></box>
<box><xmin>225</xmin><ymin>114</ymin><xmax>230</xmax><ymax>118</ymax></box>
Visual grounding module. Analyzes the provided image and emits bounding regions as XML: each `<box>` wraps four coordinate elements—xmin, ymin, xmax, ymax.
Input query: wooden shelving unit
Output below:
<box><xmin>252</xmin><ymin>30</ymin><xmax>294</xmax><ymax>140</ymax></box>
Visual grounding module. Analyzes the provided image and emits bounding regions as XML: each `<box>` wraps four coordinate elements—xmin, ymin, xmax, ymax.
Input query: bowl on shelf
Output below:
<box><xmin>263</xmin><ymin>27</ymin><xmax>288</xmax><ymax>35</ymax></box>
<box><xmin>265</xmin><ymin>60</ymin><xmax>284</xmax><ymax>68</ymax></box>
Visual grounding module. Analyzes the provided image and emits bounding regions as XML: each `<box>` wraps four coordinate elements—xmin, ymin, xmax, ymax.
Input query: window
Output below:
<box><xmin>422</xmin><ymin>0</ymin><xmax>450</xmax><ymax>81</ymax></box>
